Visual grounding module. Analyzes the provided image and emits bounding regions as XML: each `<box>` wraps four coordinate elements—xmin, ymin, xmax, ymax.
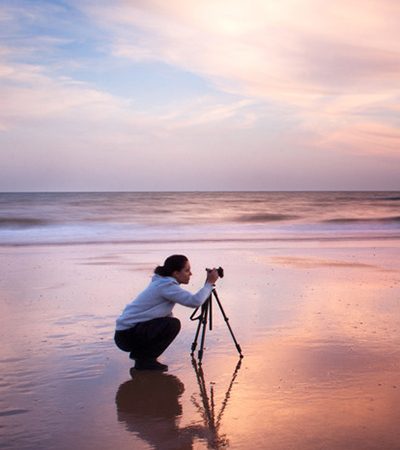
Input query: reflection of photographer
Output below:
<box><xmin>114</xmin><ymin>255</ymin><xmax>221</xmax><ymax>371</ymax></box>
<box><xmin>116</xmin><ymin>372</ymin><xmax>204</xmax><ymax>449</ymax></box>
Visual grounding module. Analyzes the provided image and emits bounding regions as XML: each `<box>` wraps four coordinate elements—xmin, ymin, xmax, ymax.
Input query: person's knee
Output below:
<box><xmin>170</xmin><ymin>317</ymin><xmax>181</xmax><ymax>334</ymax></box>
<box><xmin>114</xmin><ymin>330</ymin><xmax>131</xmax><ymax>352</ymax></box>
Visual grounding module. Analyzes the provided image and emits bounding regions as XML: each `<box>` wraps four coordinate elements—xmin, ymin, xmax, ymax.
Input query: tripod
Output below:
<box><xmin>190</xmin><ymin>288</ymin><xmax>243</xmax><ymax>363</ymax></box>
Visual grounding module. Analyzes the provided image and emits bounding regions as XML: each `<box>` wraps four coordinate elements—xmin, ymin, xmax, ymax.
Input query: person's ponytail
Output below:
<box><xmin>154</xmin><ymin>265</ymin><xmax>167</xmax><ymax>276</ymax></box>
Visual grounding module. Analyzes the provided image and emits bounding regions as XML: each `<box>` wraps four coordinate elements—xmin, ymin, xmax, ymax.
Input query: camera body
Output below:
<box><xmin>206</xmin><ymin>266</ymin><xmax>224</xmax><ymax>278</ymax></box>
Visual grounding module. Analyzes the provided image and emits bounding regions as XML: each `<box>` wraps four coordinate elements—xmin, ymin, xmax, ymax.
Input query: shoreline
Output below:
<box><xmin>1</xmin><ymin>233</ymin><xmax>400</xmax><ymax>248</ymax></box>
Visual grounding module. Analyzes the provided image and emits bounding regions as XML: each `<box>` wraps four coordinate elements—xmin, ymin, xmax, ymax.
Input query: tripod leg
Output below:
<box><xmin>209</xmin><ymin>294</ymin><xmax>213</xmax><ymax>331</ymax></box>
<box><xmin>191</xmin><ymin>305</ymin><xmax>205</xmax><ymax>356</ymax></box>
<box><xmin>198</xmin><ymin>298</ymin><xmax>210</xmax><ymax>363</ymax></box>
<box><xmin>212</xmin><ymin>289</ymin><xmax>243</xmax><ymax>358</ymax></box>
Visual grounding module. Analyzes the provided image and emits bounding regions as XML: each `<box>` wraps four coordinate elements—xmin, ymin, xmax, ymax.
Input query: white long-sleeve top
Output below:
<box><xmin>115</xmin><ymin>274</ymin><xmax>214</xmax><ymax>331</ymax></box>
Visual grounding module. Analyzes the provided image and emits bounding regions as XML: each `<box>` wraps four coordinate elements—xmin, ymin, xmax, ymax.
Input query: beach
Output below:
<box><xmin>1</xmin><ymin>192</ymin><xmax>400</xmax><ymax>449</ymax></box>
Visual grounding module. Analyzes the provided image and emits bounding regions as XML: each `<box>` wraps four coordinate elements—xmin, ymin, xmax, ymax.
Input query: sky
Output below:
<box><xmin>0</xmin><ymin>0</ymin><xmax>399</xmax><ymax>191</ymax></box>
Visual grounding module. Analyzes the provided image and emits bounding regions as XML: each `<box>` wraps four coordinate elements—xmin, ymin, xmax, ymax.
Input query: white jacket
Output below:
<box><xmin>115</xmin><ymin>274</ymin><xmax>214</xmax><ymax>330</ymax></box>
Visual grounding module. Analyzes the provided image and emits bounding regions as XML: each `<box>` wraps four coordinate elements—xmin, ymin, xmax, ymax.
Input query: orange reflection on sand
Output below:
<box><xmin>191</xmin><ymin>253</ymin><xmax>400</xmax><ymax>449</ymax></box>
<box><xmin>219</xmin><ymin>334</ymin><xmax>400</xmax><ymax>449</ymax></box>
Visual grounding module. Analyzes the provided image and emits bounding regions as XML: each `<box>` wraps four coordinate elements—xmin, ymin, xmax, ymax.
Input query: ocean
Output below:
<box><xmin>0</xmin><ymin>191</ymin><xmax>399</xmax><ymax>246</ymax></box>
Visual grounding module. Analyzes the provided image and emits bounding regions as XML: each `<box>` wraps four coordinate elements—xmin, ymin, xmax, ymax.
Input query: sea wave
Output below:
<box><xmin>0</xmin><ymin>217</ymin><xmax>52</xmax><ymax>229</ymax></box>
<box><xmin>380</xmin><ymin>196</ymin><xmax>400</xmax><ymax>201</ymax></box>
<box><xmin>236</xmin><ymin>213</ymin><xmax>298</xmax><ymax>222</ymax></box>
<box><xmin>323</xmin><ymin>216</ymin><xmax>400</xmax><ymax>224</ymax></box>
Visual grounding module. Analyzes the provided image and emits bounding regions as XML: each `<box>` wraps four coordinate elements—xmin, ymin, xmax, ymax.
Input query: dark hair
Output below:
<box><xmin>154</xmin><ymin>255</ymin><xmax>188</xmax><ymax>277</ymax></box>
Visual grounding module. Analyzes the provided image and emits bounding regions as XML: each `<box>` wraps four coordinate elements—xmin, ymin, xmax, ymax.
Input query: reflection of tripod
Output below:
<box><xmin>191</xmin><ymin>357</ymin><xmax>242</xmax><ymax>448</ymax></box>
<box><xmin>190</xmin><ymin>288</ymin><xmax>243</xmax><ymax>363</ymax></box>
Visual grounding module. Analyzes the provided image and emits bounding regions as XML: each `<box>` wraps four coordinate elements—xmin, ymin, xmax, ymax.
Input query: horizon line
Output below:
<box><xmin>1</xmin><ymin>189</ymin><xmax>399</xmax><ymax>194</ymax></box>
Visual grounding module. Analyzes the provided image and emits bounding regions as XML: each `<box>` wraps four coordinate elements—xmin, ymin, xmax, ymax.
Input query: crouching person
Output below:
<box><xmin>114</xmin><ymin>255</ymin><xmax>220</xmax><ymax>371</ymax></box>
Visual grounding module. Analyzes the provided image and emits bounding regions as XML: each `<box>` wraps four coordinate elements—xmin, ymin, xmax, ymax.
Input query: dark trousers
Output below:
<box><xmin>114</xmin><ymin>317</ymin><xmax>181</xmax><ymax>361</ymax></box>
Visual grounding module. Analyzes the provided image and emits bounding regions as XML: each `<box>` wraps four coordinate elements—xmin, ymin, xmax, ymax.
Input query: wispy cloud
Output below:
<box><xmin>84</xmin><ymin>1</ymin><xmax>400</xmax><ymax>89</ymax></box>
<box><xmin>319</xmin><ymin>121</ymin><xmax>400</xmax><ymax>158</ymax></box>
<box><xmin>0</xmin><ymin>58</ymin><xmax>124</xmax><ymax>130</ymax></box>
<box><xmin>83</xmin><ymin>0</ymin><xmax>400</xmax><ymax>150</ymax></box>
<box><xmin>0</xmin><ymin>0</ymin><xmax>399</xmax><ymax>190</ymax></box>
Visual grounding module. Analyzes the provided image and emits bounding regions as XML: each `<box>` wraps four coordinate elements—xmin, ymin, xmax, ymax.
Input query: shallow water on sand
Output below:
<box><xmin>1</xmin><ymin>239</ymin><xmax>400</xmax><ymax>449</ymax></box>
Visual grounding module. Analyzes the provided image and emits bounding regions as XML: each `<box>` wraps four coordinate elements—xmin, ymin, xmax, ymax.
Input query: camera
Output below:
<box><xmin>206</xmin><ymin>266</ymin><xmax>224</xmax><ymax>278</ymax></box>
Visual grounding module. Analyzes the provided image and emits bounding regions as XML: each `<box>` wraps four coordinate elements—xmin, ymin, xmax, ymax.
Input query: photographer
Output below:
<box><xmin>114</xmin><ymin>255</ymin><xmax>220</xmax><ymax>372</ymax></box>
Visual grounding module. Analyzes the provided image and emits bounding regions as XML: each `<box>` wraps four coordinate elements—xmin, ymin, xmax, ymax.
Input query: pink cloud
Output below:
<box><xmin>318</xmin><ymin>121</ymin><xmax>400</xmax><ymax>157</ymax></box>
<box><xmin>80</xmin><ymin>1</ymin><xmax>400</xmax><ymax>161</ymax></box>
<box><xmin>1</xmin><ymin>1</ymin><xmax>399</xmax><ymax>190</ymax></box>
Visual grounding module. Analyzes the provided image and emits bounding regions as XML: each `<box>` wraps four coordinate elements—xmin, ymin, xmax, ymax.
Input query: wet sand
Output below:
<box><xmin>1</xmin><ymin>239</ymin><xmax>400</xmax><ymax>449</ymax></box>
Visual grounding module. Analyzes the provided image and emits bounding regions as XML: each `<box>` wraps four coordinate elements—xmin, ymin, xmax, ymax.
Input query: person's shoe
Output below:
<box><xmin>134</xmin><ymin>359</ymin><xmax>168</xmax><ymax>372</ymax></box>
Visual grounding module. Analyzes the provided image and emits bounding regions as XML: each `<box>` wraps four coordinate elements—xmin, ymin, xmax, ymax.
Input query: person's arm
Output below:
<box><xmin>161</xmin><ymin>282</ymin><xmax>213</xmax><ymax>307</ymax></box>
<box><xmin>162</xmin><ymin>269</ymin><xmax>219</xmax><ymax>308</ymax></box>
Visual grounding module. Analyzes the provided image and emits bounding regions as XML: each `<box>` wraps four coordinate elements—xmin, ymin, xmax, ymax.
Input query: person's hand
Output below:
<box><xmin>206</xmin><ymin>268</ymin><xmax>219</xmax><ymax>285</ymax></box>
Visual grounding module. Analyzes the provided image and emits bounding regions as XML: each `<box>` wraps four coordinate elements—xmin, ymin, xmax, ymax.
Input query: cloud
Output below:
<box><xmin>5</xmin><ymin>0</ymin><xmax>400</xmax><ymax>136</ymax></box>
<box><xmin>1</xmin><ymin>0</ymin><xmax>399</xmax><ymax>190</ymax></box>
<box><xmin>0</xmin><ymin>43</ymin><xmax>267</xmax><ymax>190</ymax></box>
<box><xmin>83</xmin><ymin>1</ymin><xmax>400</xmax><ymax>92</ymax></box>
<box><xmin>0</xmin><ymin>59</ymin><xmax>125</xmax><ymax>130</ymax></box>
<box><xmin>318</xmin><ymin>121</ymin><xmax>400</xmax><ymax>158</ymax></box>
<box><xmin>81</xmin><ymin>0</ymin><xmax>400</xmax><ymax>153</ymax></box>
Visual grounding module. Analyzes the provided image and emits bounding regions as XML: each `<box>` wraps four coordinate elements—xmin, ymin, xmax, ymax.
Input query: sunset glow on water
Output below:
<box><xmin>1</xmin><ymin>192</ymin><xmax>399</xmax><ymax>449</ymax></box>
